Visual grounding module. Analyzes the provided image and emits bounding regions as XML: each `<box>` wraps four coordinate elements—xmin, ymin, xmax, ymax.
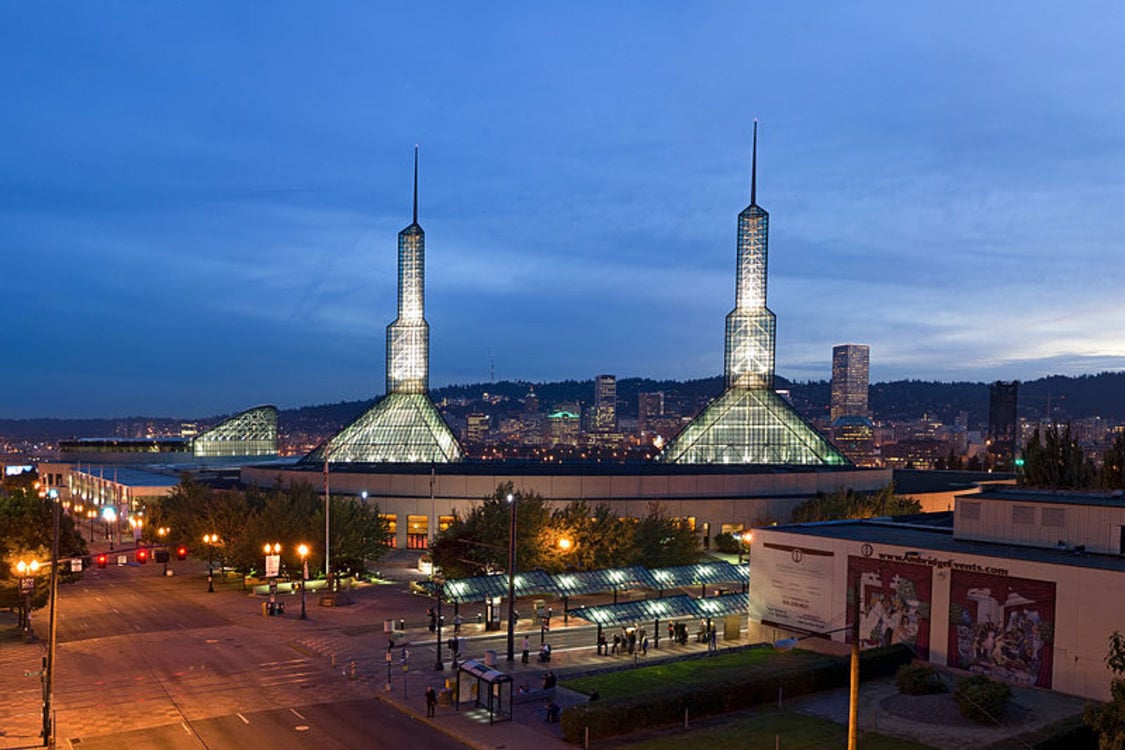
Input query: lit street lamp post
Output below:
<box><xmin>298</xmin><ymin>544</ymin><xmax>309</xmax><ymax>620</ymax></box>
<box><xmin>506</xmin><ymin>492</ymin><xmax>517</xmax><ymax>662</ymax></box>
<box><xmin>433</xmin><ymin>575</ymin><xmax>445</xmax><ymax>671</ymax></box>
<box><xmin>15</xmin><ymin>559</ymin><xmax>40</xmax><ymax>639</ymax></box>
<box><xmin>157</xmin><ymin>527</ymin><xmax>170</xmax><ymax>575</ymax></box>
<box><xmin>203</xmin><ymin>533</ymin><xmax>220</xmax><ymax>593</ymax></box>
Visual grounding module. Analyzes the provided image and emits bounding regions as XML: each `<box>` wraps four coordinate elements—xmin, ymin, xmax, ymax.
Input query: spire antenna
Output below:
<box><xmin>412</xmin><ymin>145</ymin><xmax>419</xmax><ymax>225</ymax></box>
<box><xmin>751</xmin><ymin>119</ymin><xmax>758</xmax><ymax>206</ymax></box>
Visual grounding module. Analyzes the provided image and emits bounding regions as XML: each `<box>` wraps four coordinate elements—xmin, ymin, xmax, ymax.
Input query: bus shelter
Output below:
<box><xmin>455</xmin><ymin>659</ymin><xmax>512</xmax><ymax>725</ymax></box>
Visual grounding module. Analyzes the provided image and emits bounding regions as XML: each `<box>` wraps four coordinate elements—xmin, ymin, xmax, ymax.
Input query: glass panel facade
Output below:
<box><xmin>382</xmin><ymin>514</ymin><xmax>397</xmax><ymax>547</ymax></box>
<box><xmin>407</xmin><ymin>514</ymin><xmax>429</xmax><ymax>549</ymax></box>
<box><xmin>303</xmin><ymin>393</ymin><xmax>462</xmax><ymax>464</ymax></box>
<box><xmin>386</xmin><ymin>224</ymin><xmax>429</xmax><ymax>395</ymax></box>
<box><xmin>193</xmin><ymin>405</ymin><xmax>278</xmax><ymax>457</ymax></box>
<box><xmin>661</xmin><ymin>389</ymin><xmax>849</xmax><ymax>465</ymax></box>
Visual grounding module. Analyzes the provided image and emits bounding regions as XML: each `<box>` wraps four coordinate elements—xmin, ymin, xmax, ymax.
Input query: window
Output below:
<box><xmin>407</xmin><ymin>515</ymin><xmax>429</xmax><ymax>550</ymax></box>
<box><xmin>1012</xmin><ymin>505</ymin><xmax>1035</xmax><ymax>525</ymax></box>
<box><xmin>1041</xmin><ymin>507</ymin><xmax>1065</xmax><ymax>528</ymax></box>
<box><xmin>959</xmin><ymin>501</ymin><xmax>981</xmax><ymax>521</ymax></box>
<box><xmin>382</xmin><ymin>514</ymin><xmax>397</xmax><ymax>548</ymax></box>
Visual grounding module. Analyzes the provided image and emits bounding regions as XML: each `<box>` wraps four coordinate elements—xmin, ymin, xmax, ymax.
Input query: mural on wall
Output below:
<box><xmin>846</xmin><ymin>556</ymin><xmax>932</xmax><ymax>659</ymax></box>
<box><xmin>948</xmin><ymin>570</ymin><xmax>1055</xmax><ymax>688</ymax></box>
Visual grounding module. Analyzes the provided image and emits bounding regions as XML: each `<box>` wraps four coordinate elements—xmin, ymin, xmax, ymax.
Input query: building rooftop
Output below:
<box><xmin>973</xmin><ymin>487</ymin><xmax>1125</xmax><ymax>508</ymax></box>
<box><xmin>767</xmin><ymin>515</ymin><xmax>1125</xmax><ymax>574</ymax></box>
<box><xmin>892</xmin><ymin>469</ymin><xmax>1015</xmax><ymax>496</ymax></box>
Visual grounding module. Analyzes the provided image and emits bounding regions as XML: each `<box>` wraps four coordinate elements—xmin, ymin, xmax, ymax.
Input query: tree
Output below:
<box><xmin>790</xmin><ymin>484</ymin><xmax>921</xmax><ymax>523</ymax></box>
<box><xmin>1020</xmin><ymin>424</ymin><xmax>1095</xmax><ymax>489</ymax></box>
<box><xmin>1085</xmin><ymin>630</ymin><xmax>1125</xmax><ymax>750</ymax></box>
<box><xmin>1099</xmin><ymin>433</ymin><xmax>1125</xmax><ymax>491</ymax></box>
<box><xmin>632</xmin><ymin>502</ymin><xmax>699</xmax><ymax>567</ymax></box>
<box><xmin>0</xmin><ymin>485</ymin><xmax>87</xmax><ymax>631</ymax></box>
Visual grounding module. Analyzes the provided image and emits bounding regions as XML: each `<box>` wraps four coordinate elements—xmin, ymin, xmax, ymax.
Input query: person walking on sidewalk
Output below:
<box><xmin>425</xmin><ymin>685</ymin><xmax>437</xmax><ymax>717</ymax></box>
<box><xmin>521</xmin><ymin>635</ymin><xmax>531</xmax><ymax>664</ymax></box>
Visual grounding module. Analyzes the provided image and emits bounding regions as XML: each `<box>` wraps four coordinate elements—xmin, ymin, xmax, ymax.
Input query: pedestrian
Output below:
<box><xmin>425</xmin><ymin>685</ymin><xmax>437</xmax><ymax>717</ymax></box>
<box><xmin>611</xmin><ymin>633</ymin><xmax>620</xmax><ymax>655</ymax></box>
<box><xmin>668</xmin><ymin>622</ymin><xmax>674</xmax><ymax>642</ymax></box>
<box><xmin>708</xmin><ymin>627</ymin><xmax>717</xmax><ymax>654</ymax></box>
<box><xmin>522</xmin><ymin>635</ymin><xmax>530</xmax><ymax>664</ymax></box>
<box><xmin>641</xmin><ymin>635</ymin><xmax>648</xmax><ymax>656</ymax></box>
<box><xmin>597</xmin><ymin>631</ymin><xmax>607</xmax><ymax>655</ymax></box>
<box><xmin>453</xmin><ymin>613</ymin><xmax>463</xmax><ymax>634</ymax></box>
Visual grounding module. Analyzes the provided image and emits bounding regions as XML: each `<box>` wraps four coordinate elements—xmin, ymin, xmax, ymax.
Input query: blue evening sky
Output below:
<box><xmin>2</xmin><ymin>3</ymin><xmax>1124</xmax><ymax>418</ymax></box>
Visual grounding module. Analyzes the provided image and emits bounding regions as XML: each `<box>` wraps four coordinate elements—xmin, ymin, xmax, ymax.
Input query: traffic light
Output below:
<box><xmin>177</xmin><ymin>546</ymin><xmax>187</xmax><ymax>561</ymax></box>
<box><xmin>96</xmin><ymin>554</ymin><xmax>107</xmax><ymax>569</ymax></box>
<box><xmin>136</xmin><ymin>548</ymin><xmax>148</xmax><ymax>564</ymax></box>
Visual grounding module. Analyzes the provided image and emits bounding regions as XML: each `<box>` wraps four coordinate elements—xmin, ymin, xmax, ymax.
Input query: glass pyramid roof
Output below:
<box><xmin>303</xmin><ymin>392</ymin><xmax>462</xmax><ymax>464</ymax></box>
<box><xmin>193</xmin><ymin>404</ymin><xmax>278</xmax><ymax>457</ymax></box>
<box><xmin>660</xmin><ymin>388</ymin><xmax>849</xmax><ymax>466</ymax></box>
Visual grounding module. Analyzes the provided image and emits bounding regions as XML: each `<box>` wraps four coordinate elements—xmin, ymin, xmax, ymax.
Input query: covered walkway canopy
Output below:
<box><xmin>419</xmin><ymin>561</ymin><xmax>746</xmax><ymax>604</ymax></box>
<box><xmin>567</xmin><ymin>592</ymin><xmax>749</xmax><ymax>628</ymax></box>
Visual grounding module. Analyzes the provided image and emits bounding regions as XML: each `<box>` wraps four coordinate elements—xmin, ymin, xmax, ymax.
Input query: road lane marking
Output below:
<box><xmin>290</xmin><ymin>708</ymin><xmax>306</xmax><ymax>720</ymax></box>
<box><xmin>181</xmin><ymin>721</ymin><xmax>192</xmax><ymax>735</ymax></box>
<box><xmin>112</xmin><ymin>608</ymin><xmax>120</xmax><ymax>614</ymax></box>
<box><xmin>237</xmin><ymin>713</ymin><xmax>250</xmax><ymax>724</ymax></box>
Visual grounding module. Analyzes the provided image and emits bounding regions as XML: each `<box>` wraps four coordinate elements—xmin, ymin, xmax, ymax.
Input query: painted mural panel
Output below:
<box><xmin>750</xmin><ymin>542</ymin><xmax>835</xmax><ymax>632</ymax></box>
<box><xmin>948</xmin><ymin>570</ymin><xmax>1055</xmax><ymax>688</ymax></box>
<box><xmin>846</xmin><ymin>556</ymin><xmax>932</xmax><ymax>659</ymax></box>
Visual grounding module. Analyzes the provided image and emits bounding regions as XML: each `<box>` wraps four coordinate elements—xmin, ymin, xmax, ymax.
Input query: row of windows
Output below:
<box><xmin>960</xmin><ymin>501</ymin><xmax>1067</xmax><ymax>529</ymax></box>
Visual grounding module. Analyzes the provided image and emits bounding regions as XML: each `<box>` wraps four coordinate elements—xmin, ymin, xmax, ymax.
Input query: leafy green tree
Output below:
<box><xmin>1085</xmin><ymin>630</ymin><xmax>1125</xmax><ymax>749</ymax></box>
<box><xmin>632</xmin><ymin>502</ymin><xmax>699</xmax><ymax>567</ymax></box>
<box><xmin>311</xmin><ymin>494</ymin><xmax>391</xmax><ymax>578</ymax></box>
<box><xmin>1099</xmin><ymin>433</ymin><xmax>1125</xmax><ymax>491</ymax></box>
<box><xmin>1021</xmin><ymin>424</ymin><xmax>1095</xmax><ymax>489</ymax></box>
<box><xmin>0</xmin><ymin>486</ymin><xmax>87</xmax><ymax>631</ymax></box>
<box><xmin>549</xmin><ymin>500</ymin><xmax>634</xmax><ymax>571</ymax></box>
<box><xmin>790</xmin><ymin>484</ymin><xmax>920</xmax><ymax>522</ymax></box>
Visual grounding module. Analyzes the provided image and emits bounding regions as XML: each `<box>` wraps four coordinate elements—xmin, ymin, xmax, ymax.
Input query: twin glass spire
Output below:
<box><xmin>386</xmin><ymin>146</ymin><xmax>430</xmax><ymax>395</ymax></box>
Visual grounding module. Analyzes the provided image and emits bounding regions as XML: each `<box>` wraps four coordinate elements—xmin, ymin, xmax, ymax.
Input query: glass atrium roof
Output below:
<box><xmin>193</xmin><ymin>404</ymin><xmax>278</xmax><ymax>457</ymax></box>
<box><xmin>568</xmin><ymin>592</ymin><xmax>750</xmax><ymax>627</ymax></box>
<box><xmin>419</xmin><ymin>563</ymin><xmax>747</xmax><ymax>604</ymax></box>
<box><xmin>660</xmin><ymin>388</ymin><xmax>849</xmax><ymax>465</ymax></box>
<box><xmin>303</xmin><ymin>392</ymin><xmax>462</xmax><ymax>464</ymax></box>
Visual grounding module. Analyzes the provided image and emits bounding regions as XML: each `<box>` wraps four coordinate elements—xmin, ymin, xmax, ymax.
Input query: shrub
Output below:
<box><xmin>954</xmin><ymin>674</ymin><xmax>1012</xmax><ymax>724</ymax></box>
<box><xmin>558</xmin><ymin>644</ymin><xmax>911</xmax><ymax>743</ymax></box>
<box><xmin>895</xmin><ymin>663</ymin><xmax>948</xmax><ymax>695</ymax></box>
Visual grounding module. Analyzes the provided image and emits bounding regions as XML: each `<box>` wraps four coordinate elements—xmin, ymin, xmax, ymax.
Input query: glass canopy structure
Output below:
<box><xmin>305</xmin><ymin>392</ymin><xmax>462</xmax><ymax>464</ymax></box>
<box><xmin>192</xmin><ymin>405</ymin><xmax>278</xmax><ymax>458</ymax></box>
<box><xmin>662</xmin><ymin>123</ymin><xmax>848</xmax><ymax>467</ymax></box>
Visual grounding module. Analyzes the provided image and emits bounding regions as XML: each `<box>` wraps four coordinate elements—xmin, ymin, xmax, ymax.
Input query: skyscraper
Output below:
<box><xmin>830</xmin><ymin>344</ymin><xmax>870</xmax><ymax>422</ymax></box>
<box><xmin>594</xmin><ymin>374</ymin><xmax>617</xmax><ymax>433</ymax></box>
<box><xmin>661</xmin><ymin>124</ymin><xmax>848</xmax><ymax>466</ymax></box>
<box><xmin>305</xmin><ymin>148</ymin><xmax>461</xmax><ymax>464</ymax></box>
<box><xmin>988</xmin><ymin>380</ymin><xmax>1019</xmax><ymax>470</ymax></box>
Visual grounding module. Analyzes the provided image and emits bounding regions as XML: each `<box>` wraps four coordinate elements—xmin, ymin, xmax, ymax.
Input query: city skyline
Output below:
<box><xmin>3</xmin><ymin>3</ymin><xmax>1124</xmax><ymax>418</ymax></box>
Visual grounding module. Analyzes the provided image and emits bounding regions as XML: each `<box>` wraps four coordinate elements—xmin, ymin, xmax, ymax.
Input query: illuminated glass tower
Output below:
<box><xmin>830</xmin><ymin>344</ymin><xmax>870</xmax><ymax>422</ymax></box>
<box><xmin>662</xmin><ymin>123</ymin><xmax>849</xmax><ymax>466</ymax></box>
<box><xmin>386</xmin><ymin>148</ymin><xmax>429</xmax><ymax>395</ymax></box>
<box><xmin>725</xmin><ymin>122</ymin><xmax>776</xmax><ymax>390</ymax></box>
<box><xmin>305</xmin><ymin>148</ymin><xmax>462</xmax><ymax>464</ymax></box>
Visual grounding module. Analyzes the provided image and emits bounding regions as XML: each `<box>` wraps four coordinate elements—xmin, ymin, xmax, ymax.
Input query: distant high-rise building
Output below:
<box><xmin>660</xmin><ymin>123</ymin><xmax>848</xmax><ymax>466</ymax></box>
<box><xmin>988</xmin><ymin>380</ymin><xmax>1019</xmax><ymax>470</ymax></box>
<box><xmin>523</xmin><ymin>386</ymin><xmax>539</xmax><ymax>415</ymax></box>
<box><xmin>830</xmin><ymin>344</ymin><xmax>870</xmax><ymax>422</ymax></box>
<box><xmin>594</xmin><ymin>375</ymin><xmax>617</xmax><ymax>433</ymax></box>
<box><xmin>546</xmin><ymin>410</ymin><xmax>581</xmax><ymax>448</ymax></box>
<box><xmin>638</xmin><ymin>392</ymin><xmax>664</xmax><ymax>436</ymax></box>
<box><xmin>466</xmin><ymin>413</ymin><xmax>490</xmax><ymax>444</ymax></box>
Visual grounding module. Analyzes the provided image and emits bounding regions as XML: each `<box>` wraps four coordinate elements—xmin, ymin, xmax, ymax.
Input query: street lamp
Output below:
<box><xmin>86</xmin><ymin>509</ymin><xmax>97</xmax><ymax>541</ymax></box>
<box><xmin>297</xmin><ymin>543</ymin><xmax>309</xmax><ymax>620</ymax></box>
<box><xmin>157</xmin><ymin>527</ymin><xmax>170</xmax><ymax>575</ymax></box>
<box><xmin>506</xmin><ymin>492</ymin><xmax>517</xmax><ymax>662</ymax></box>
<box><xmin>203</xmin><ymin>533</ymin><xmax>220</xmax><ymax>592</ymax></box>
<box><xmin>15</xmin><ymin>559</ymin><xmax>40</xmax><ymax>638</ymax></box>
<box><xmin>433</xmin><ymin>574</ymin><xmax>445</xmax><ymax>671</ymax></box>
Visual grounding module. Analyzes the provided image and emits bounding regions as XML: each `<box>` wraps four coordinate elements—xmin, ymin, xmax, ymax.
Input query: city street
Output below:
<box><xmin>1</xmin><ymin>552</ymin><xmax>471</xmax><ymax>750</ymax></box>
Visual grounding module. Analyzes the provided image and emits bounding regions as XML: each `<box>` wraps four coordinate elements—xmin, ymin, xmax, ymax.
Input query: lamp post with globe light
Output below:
<box><xmin>15</xmin><ymin>558</ymin><xmax>40</xmax><ymax>638</ymax></box>
<box><xmin>203</xmin><ymin>533</ymin><xmax>220</xmax><ymax>592</ymax></box>
<box><xmin>298</xmin><ymin>544</ymin><xmax>310</xmax><ymax>619</ymax></box>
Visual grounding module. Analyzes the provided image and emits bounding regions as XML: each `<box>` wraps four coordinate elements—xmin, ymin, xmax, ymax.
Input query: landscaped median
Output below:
<box><xmin>558</xmin><ymin>643</ymin><xmax>912</xmax><ymax>744</ymax></box>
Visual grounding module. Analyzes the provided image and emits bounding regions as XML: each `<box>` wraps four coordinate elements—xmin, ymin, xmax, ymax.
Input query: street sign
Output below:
<box><xmin>20</xmin><ymin>577</ymin><xmax>34</xmax><ymax>594</ymax></box>
<box><xmin>265</xmin><ymin>554</ymin><xmax>280</xmax><ymax>578</ymax></box>
<box><xmin>268</xmin><ymin>579</ymin><xmax>278</xmax><ymax>594</ymax></box>
<box><xmin>70</xmin><ymin>558</ymin><xmax>83</xmax><ymax>572</ymax></box>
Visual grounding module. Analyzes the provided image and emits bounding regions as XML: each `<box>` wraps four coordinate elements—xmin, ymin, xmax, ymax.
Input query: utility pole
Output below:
<box><xmin>43</xmin><ymin>491</ymin><xmax>61</xmax><ymax>746</ymax></box>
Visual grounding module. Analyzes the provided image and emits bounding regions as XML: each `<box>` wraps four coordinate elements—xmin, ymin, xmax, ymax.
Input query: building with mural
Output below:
<box><xmin>748</xmin><ymin>486</ymin><xmax>1125</xmax><ymax>701</ymax></box>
